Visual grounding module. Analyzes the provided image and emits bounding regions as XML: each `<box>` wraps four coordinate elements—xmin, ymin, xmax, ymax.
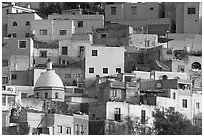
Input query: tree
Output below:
<box><xmin>106</xmin><ymin>116</ymin><xmax>153</xmax><ymax>135</ymax></box>
<box><xmin>153</xmin><ymin>108</ymin><xmax>202</xmax><ymax>135</ymax></box>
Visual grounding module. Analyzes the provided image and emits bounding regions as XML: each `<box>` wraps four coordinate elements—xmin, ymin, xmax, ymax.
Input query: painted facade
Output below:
<box><xmin>47</xmin><ymin>11</ymin><xmax>104</xmax><ymax>34</ymax></box>
<box><xmin>85</xmin><ymin>45</ymin><xmax>125</xmax><ymax>78</ymax></box>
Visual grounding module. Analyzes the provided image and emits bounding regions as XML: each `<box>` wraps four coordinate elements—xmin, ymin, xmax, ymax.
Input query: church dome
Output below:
<box><xmin>35</xmin><ymin>70</ymin><xmax>64</xmax><ymax>88</ymax></box>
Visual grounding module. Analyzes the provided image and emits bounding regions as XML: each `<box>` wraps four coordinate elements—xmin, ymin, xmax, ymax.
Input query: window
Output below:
<box><xmin>192</xmin><ymin>62</ymin><xmax>201</xmax><ymax>70</ymax></box>
<box><xmin>40</xmin><ymin>30</ymin><xmax>47</xmax><ymax>35</ymax></box>
<box><xmin>100</xmin><ymin>33</ymin><xmax>107</xmax><ymax>38</ymax></box>
<box><xmin>177</xmin><ymin>65</ymin><xmax>185</xmax><ymax>72</ymax></box>
<box><xmin>60</xmin><ymin>30</ymin><xmax>66</xmax><ymax>35</ymax></box>
<box><xmin>196</xmin><ymin>102</ymin><xmax>200</xmax><ymax>109</ymax></box>
<box><xmin>182</xmin><ymin>99</ymin><xmax>187</xmax><ymax>108</ymax></box>
<box><xmin>111</xmin><ymin>89</ymin><xmax>117</xmax><ymax>97</ymax></box>
<box><xmin>75</xmin><ymin>124</ymin><xmax>79</xmax><ymax>135</ymax></box>
<box><xmin>89</xmin><ymin>67</ymin><xmax>94</xmax><ymax>73</ymax></box>
<box><xmin>65</xmin><ymin>74</ymin><xmax>71</xmax><ymax>78</ymax></box>
<box><xmin>62</xmin><ymin>47</ymin><xmax>67</xmax><ymax>55</ymax></box>
<box><xmin>66</xmin><ymin>127</ymin><xmax>71</xmax><ymax>134</ymax></box>
<box><xmin>2</xmin><ymin>60</ymin><xmax>8</xmax><ymax>67</ymax></box>
<box><xmin>12</xmin><ymin>33</ymin><xmax>17</xmax><ymax>38</ymax></box>
<box><xmin>78</xmin><ymin>21</ymin><xmax>83</xmax><ymax>27</ymax></box>
<box><xmin>55</xmin><ymin>92</ymin><xmax>58</xmax><ymax>99</ymax></box>
<box><xmin>145</xmin><ymin>40</ymin><xmax>150</xmax><ymax>47</ymax></box>
<box><xmin>13</xmin><ymin>22</ymin><xmax>17</xmax><ymax>26</ymax></box>
<box><xmin>40</xmin><ymin>50</ymin><xmax>47</xmax><ymax>58</ymax></box>
<box><xmin>80</xmin><ymin>125</ymin><xmax>84</xmax><ymax>135</ymax></box>
<box><xmin>150</xmin><ymin>7</ymin><xmax>154</xmax><ymax>11</ymax></box>
<box><xmin>111</xmin><ymin>7</ymin><xmax>116</xmax><ymax>15</ymax></box>
<box><xmin>76</xmin><ymin>74</ymin><xmax>80</xmax><ymax>78</ymax></box>
<box><xmin>25</xmin><ymin>21</ymin><xmax>30</xmax><ymax>26</ymax></box>
<box><xmin>18</xmin><ymin>40</ymin><xmax>27</xmax><ymax>49</ymax></box>
<box><xmin>188</xmin><ymin>7</ymin><xmax>196</xmax><ymax>14</ymax></box>
<box><xmin>152</xmin><ymin>111</ymin><xmax>155</xmax><ymax>117</ymax></box>
<box><xmin>58</xmin><ymin>125</ymin><xmax>63</xmax><ymax>133</ymax></box>
<box><xmin>11</xmin><ymin>74</ymin><xmax>17</xmax><ymax>80</ymax></box>
<box><xmin>141</xmin><ymin>110</ymin><xmax>146</xmax><ymax>124</ymax></box>
<box><xmin>116</xmin><ymin>68</ymin><xmax>121</xmax><ymax>74</ymax></box>
<box><xmin>167</xmin><ymin>49</ymin><xmax>172</xmax><ymax>54</ymax></box>
<box><xmin>36</xmin><ymin>92</ymin><xmax>39</xmax><ymax>98</ymax></box>
<box><xmin>6</xmin><ymin>9</ymin><xmax>9</xmax><ymax>14</ymax></box>
<box><xmin>173</xmin><ymin>92</ymin><xmax>176</xmax><ymax>99</ymax></box>
<box><xmin>45</xmin><ymin>92</ymin><xmax>48</xmax><ymax>98</ymax></box>
<box><xmin>103</xmin><ymin>68</ymin><xmax>108</xmax><ymax>74</ymax></box>
<box><xmin>114</xmin><ymin>108</ymin><xmax>121</xmax><ymax>122</ymax></box>
<box><xmin>92</xmin><ymin>50</ymin><xmax>98</xmax><ymax>56</ymax></box>
<box><xmin>2</xmin><ymin>96</ymin><xmax>6</xmax><ymax>106</ymax></box>
<box><xmin>7</xmin><ymin>96</ymin><xmax>15</xmax><ymax>106</ymax></box>
<box><xmin>2</xmin><ymin>77</ymin><xmax>8</xmax><ymax>84</ymax></box>
<box><xmin>25</xmin><ymin>33</ymin><xmax>30</xmax><ymax>37</ymax></box>
<box><xmin>62</xmin><ymin>60</ymin><xmax>66</xmax><ymax>65</ymax></box>
<box><xmin>131</xmin><ymin>6</ymin><xmax>137</xmax><ymax>15</ymax></box>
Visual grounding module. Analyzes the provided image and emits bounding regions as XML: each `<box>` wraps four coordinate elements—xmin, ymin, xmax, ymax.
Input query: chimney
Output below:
<box><xmin>47</xmin><ymin>58</ymin><xmax>53</xmax><ymax>70</ymax></box>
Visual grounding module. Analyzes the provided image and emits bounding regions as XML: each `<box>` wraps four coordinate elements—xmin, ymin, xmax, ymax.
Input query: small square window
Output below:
<box><xmin>25</xmin><ymin>33</ymin><xmax>30</xmax><ymax>37</ymax></box>
<box><xmin>101</xmin><ymin>34</ymin><xmax>107</xmax><ymax>38</ymax></box>
<box><xmin>2</xmin><ymin>60</ymin><xmax>8</xmax><ymax>67</ymax></box>
<box><xmin>65</xmin><ymin>74</ymin><xmax>71</xmax><ymax>78</ymax></box>
<box><xmin>12</xmin><ymin>33</ymin><xmax>17</xmax><ymax>38</ymax></box>
<box><xmin>78</xmin><ymin>21</ymin><xmax>83</xmax><ymax>27</ymax></box>
<box><xmin>103</xmin><ymin>68</ymin><xmax>108</xmax><ymax>74</ymax></box>
<box><xmin>40</xmin><ymin>30</ymin><xmax>47</xmax><ymax>35</ymax></box>
<box><xmin>60</xmin><ymin>30</ymin><xmax>66</xmax><ymax>35</ymax></box>
<box><xmin>89</xmin><ymin>67</ymin><xmax>94</xmax><ymax>73</ymax></box>
<box><xmin>11</xmin><ymin>74</ymin><xmax>17</xmax><ymax>80</ymax></box>
<box><xmin>188</xmin><ymin>7</ymin><xmax>196</xmax><ymax>14</ymax></box>
<box><xmin>40</xmin><ymin>50</ymin><xmax>47</xmax><ymax>58</ymax></box>
<box><xmin>18</xmin><ymin>40</ymin><xmax>27</xmax><ymax>49</ymax></box>
<box><xmin>150</xmin><ymin>7</ymin><xmax>154</xmax><ymax>11</ymax></box>
<box><xmin>92</xmin><ymin>50</ymin><xmax>98</xmax><ymax>56</ymax></box>
<box><xmin>111</xmin><ymin>7</ymin><xmax>116</xmax><ymax>15</ymax></box>
<box><xmin>116</xmin><ymin>68</ymin><xmax>121</xmax><ymax>73</ymax></box>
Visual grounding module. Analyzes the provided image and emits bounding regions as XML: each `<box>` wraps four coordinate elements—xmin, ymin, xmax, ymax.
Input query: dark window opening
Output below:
<box><xmin>11</xmin><ymin>74</ymin><xmax>17</xmax><ymax>80</ymax></box>
<box><xmin>40</xmin><ymin>51</ymin><xmax>47</xmax><ymax>58</ymax></box>
<box><xmin>89</xmin><ymin>68</ymin><xmax>94</xmax><ymax>73</ymax></box>
<box><xmin>141</xmin><ymin>110</ymin><xmax>146</xmax><ymax>124</ymax></box>
<box><xmin>26</xmin><ymin>21</ymin><xmax>30</xmax><ymax>26</ymax></box>
<box><xmin>92</xmin><ymin>50</ymin><xmax>98</xmax><ymax>56</ymax></box>
<box><xmin>114</xmin><ymin>108</ymin><xmax>121</xmax><ymax>122</ymax></box>
<box><xmin>111</xmin><ymin>7</ymin><xmax>116</xmax><ymax>15</ymax></box>
<box><xmin>182</xmin><ymin>99</ymin><xmax>187</xmax><ymax>108</ymax></box>
<box><xmin>78</xmin><ymin>21</ymin><xmax>83</xmax><ymax>27</ymax></box>
<box><xmin>103</xmin><ymin>68</ymin><xmax>108</xmax><ymax>74</ymax></box>
<box><xmin>62</xmin><ymin>47</ymin><xmax>68</xmax><ymax>55</ymax></box>
<box><xmin>13</xmin><ymin>22</ymin><xmax>17</xmax><ymax>26</ymax></box>
<box><xmin>188</xmin><ymin>7</ymin><xmax>196</xmax><ymax>14</ymax></box>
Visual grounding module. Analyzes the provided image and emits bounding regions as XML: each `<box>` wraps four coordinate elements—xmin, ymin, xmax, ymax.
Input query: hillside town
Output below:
<box><xmin>2</xmin><ymin>2</ymin><xmax>202</xmax><ymax>135</ymax></box>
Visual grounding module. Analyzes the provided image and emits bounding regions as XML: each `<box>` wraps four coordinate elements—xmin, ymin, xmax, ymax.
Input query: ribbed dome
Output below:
<box><xmin>35</xmin><ymin>70</ymin><xmax>64</xmax><ymax>88</ymax></box>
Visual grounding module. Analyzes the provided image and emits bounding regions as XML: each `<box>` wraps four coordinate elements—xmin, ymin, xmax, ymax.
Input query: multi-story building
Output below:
<box><xmin>164</xmin><ymin>2</ymin><xmax>202</xmax><ymax>34</ymax></box>
<box><xmin>105</xmin><ymin>2</ymin><xmax>170</xmax><ymax>35</ymax></box>
<box><xmin>47</xmin><ymin>9</ymin><xmax>104</xmax><ymax>34</ymax></box>
<box><xmin>85</xmin><ymin>45</ymin><xmax>125</xmax><ymax>79</ymax></box>
<box><xmin>2</xmin><ymin>2</ymin><xmax>36</xmax><ymax>37</ymax></box>
<box><xmin>2</xmin><ymin>10</ymin><xmax>42</xmax><ymax>86</ymax></box>
<box><xmin>31</xmin><ymin>19</ymin><xmax>75</xmax><ymax>42</ymax></box>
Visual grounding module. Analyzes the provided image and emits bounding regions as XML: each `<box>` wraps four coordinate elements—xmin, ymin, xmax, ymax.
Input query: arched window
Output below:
<box><xmin>55</xmin><ymin>92</ymin><xmax>58</xmax><ymax>99</ymax></box>
<box><xmin>174</xmin><ymin>76</ymin><xmax>180</xmax><ymax>79</ymax></box>
<box><xmin>13</xmin><ymin>21</ymin><xmax>17</xmax><ymax>26</ymax></box>
<box><xmin>161</xmin><ymin>75</ymin><xmax>168</xmax><ymax>80</ymax></box>
<box><xmin>192</xmin><ymin>62</ymin><xmax>201</xmax><ymax>70</ymax></box>
<box><xmin>26</xmin><ymin>21</ymin><xmax>30</xmax><ymax>26</ymax></box>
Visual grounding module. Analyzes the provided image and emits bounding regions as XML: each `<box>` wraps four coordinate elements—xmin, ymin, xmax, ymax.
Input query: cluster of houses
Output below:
<box><xmin>2</xmin><ymin>2</ymin><xmax>202</xmax><ymax>135</ymax></box>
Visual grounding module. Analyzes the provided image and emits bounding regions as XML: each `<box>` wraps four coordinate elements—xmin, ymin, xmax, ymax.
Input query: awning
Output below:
<box><xmin>156</xmin><ymin>60</ymin><xmax>171</xmax><ymax>71</ymax></box>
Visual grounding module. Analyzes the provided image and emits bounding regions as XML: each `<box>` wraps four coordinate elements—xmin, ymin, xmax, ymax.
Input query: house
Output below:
<box><xmin>164</xmin><ymin>2</ymin><xmax>202</xmax><ymax>34</ymax></box>
<box><xmin>31</xmin><ymin>19</ymin><xmax>75</xmax><ymax>42</ymax></box>
<box><xmin>47</xmin><ymin>9</ymin><xmax>104</xmax><ymax>34</ymax></box>
<box><xmin>92</xmin><ymin>23</ymin><xmax>134</xmax><ymax>47</ymax></box>
<box><xmin>105</xmin><ymin>2</ymin><xmax>171</xmax><ymax>35</ymax></box>
<box><xmin>85</xmin><ymin>45</ymin><xmax>125</xmax><ymax>79</ymax></box>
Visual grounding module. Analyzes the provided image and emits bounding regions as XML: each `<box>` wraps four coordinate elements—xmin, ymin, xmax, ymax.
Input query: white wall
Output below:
<box><xmin>85</xmin><ymin>46</ymin><xmax>125</xmax><ymax>78</ymax></box>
